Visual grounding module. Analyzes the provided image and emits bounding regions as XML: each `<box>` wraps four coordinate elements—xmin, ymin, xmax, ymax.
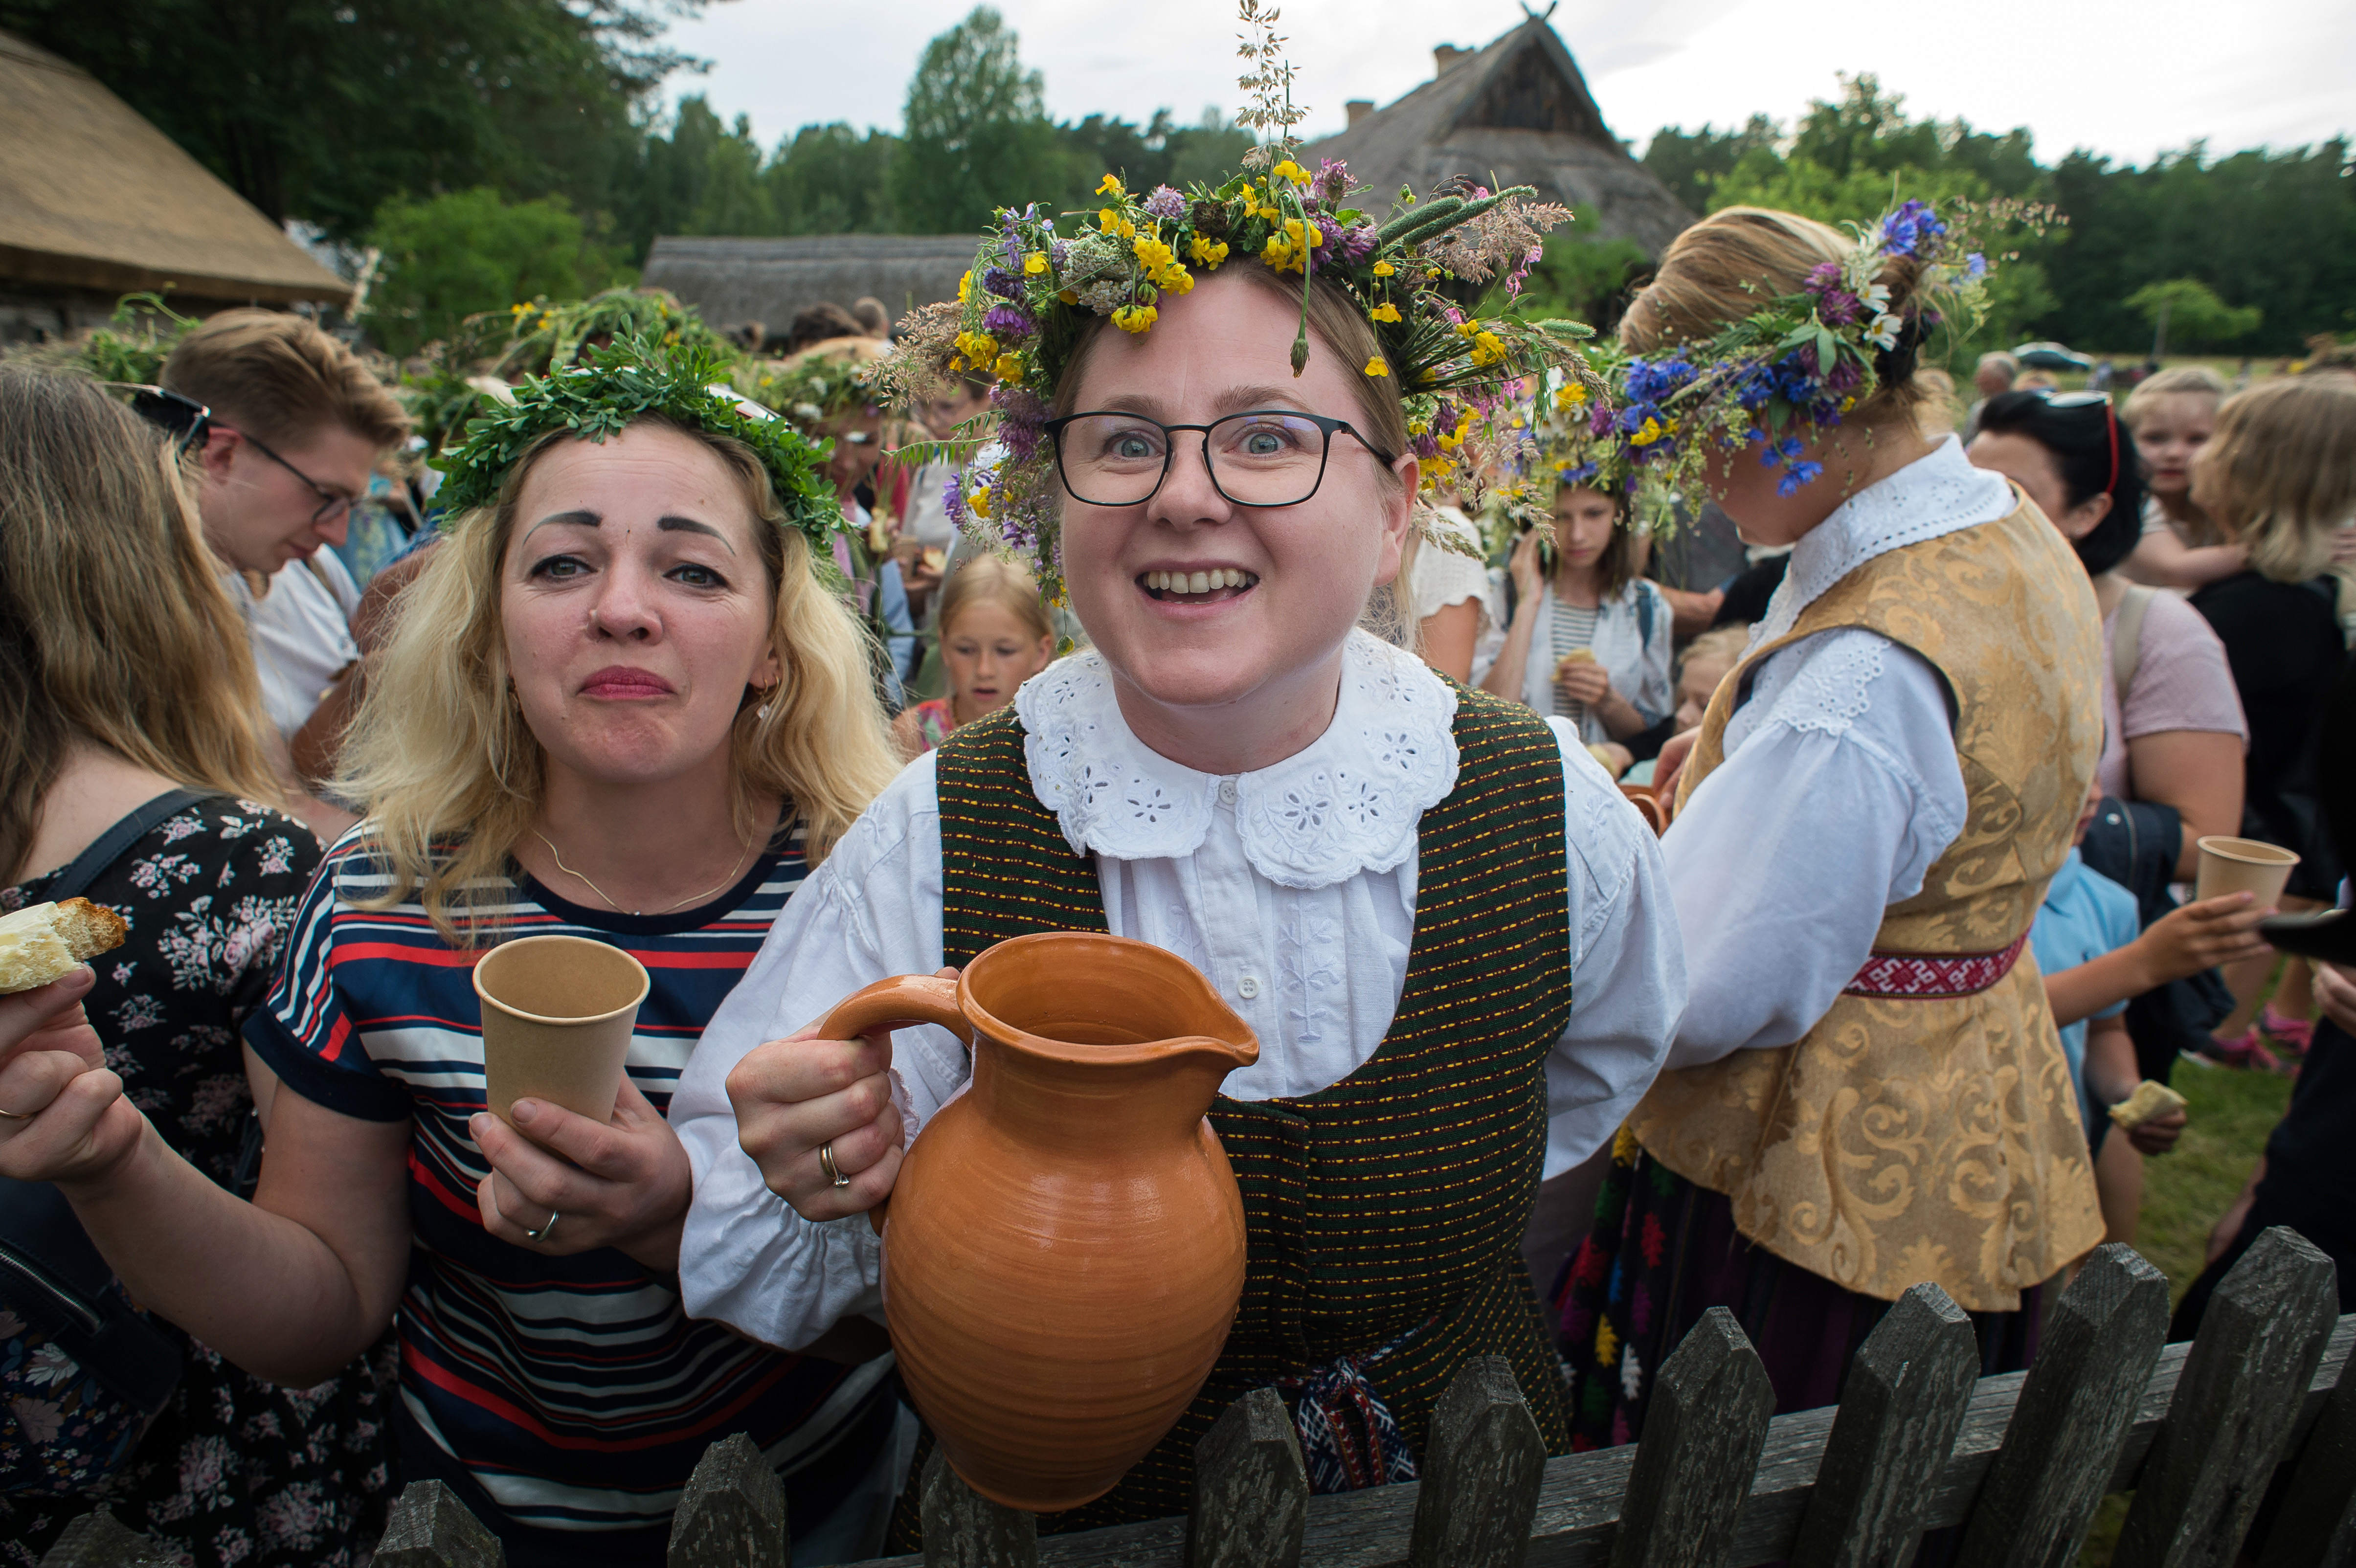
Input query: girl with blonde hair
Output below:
<box><xmin>1561</xmin><ymin>201</ymin><xmax>2107</xmax><ymax>1443</ymax></box>
<box><xmin>0</xmin><ymin>367</ymin><xmax>391</xmax><ymax>1568</ymax></box>
<box><xmin>892</xmin><ymin>553</ymin><xmax>1054</xmax><ymax>756</ymax></box>
<box><xmin>0</xmin><ymin>347</ymin><xmax>914</xmax><ymax>1566</ymax></box>
<box><xmin>2121</xmin><ymin>364</ymin><xmax>2245</xmax><ymax>590</ymax></box>
<box><xmin>2187</xmin><ymin>375</ymin><xmax>2356</xmax><ymax>1062</ymax></box>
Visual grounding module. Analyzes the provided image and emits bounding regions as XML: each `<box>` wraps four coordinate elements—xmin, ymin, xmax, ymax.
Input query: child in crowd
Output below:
<box><xmin>1621</xmin><ymin>626</ymin><xmax>1747</xmax><ymax>787</ymax></box>
<box><xmin>893</xmin><ymin>555</ymin><xmax>1055</xmax><ymax>757</ymax></box>
<box><xmin>2030</xmin><ymin>781</ymin><xmax>2272</xmax><ymax>1243</ymax></box>
<box><xmin>2120</xmin><ymin>367</ymin><xmax>2244</xmax><ymax>591</ymax></box>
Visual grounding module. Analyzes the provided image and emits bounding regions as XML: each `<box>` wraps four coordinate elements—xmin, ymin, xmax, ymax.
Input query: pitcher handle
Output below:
<box><xmin>814</xmin><ymin>974</ymin><xmax>965</xmax><ymax>1235</ymax></box>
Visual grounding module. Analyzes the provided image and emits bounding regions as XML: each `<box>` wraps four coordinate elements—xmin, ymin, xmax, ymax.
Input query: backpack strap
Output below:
<box><xmin>2111</xmin><ymin>584</ymin><xmax>2155</xmax><ymax>708</ymax></box>
<box><xmin>48</xmin><ymin>789</ymin><xmax>220</xmax><ymax>901</ymax></box>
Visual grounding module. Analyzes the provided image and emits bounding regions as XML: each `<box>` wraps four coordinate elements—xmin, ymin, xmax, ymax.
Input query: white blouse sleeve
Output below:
<box><xmin>674</xmin><ymin>753</ymin><xmax>970</xmax><ymax>1351</ymax></box>
<box><xmin>1544</xmin><ymin>719</ymin><xmax>1688</xmax><ymax>1175</ymax></box>
<box><xmin>1659</xmin><ymin>628</ymin><xmax>1967</xmax><ymax>1069</ymax></box>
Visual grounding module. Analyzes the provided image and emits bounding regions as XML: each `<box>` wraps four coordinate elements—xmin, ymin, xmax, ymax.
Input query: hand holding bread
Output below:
<box><xmin>0</xmin><ymin>898</ymin><xmax>127</xmax><ymax>994</ymax></box>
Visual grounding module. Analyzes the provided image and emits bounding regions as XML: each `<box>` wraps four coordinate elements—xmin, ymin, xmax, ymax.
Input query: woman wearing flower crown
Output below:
<box><xmin>1554</xmin><ymin>202</ymin><xmax>2107</xmax><ymax>1446</ymax></box>
<box><xmin>0</xmin><ymin>341</ymin><xmax>914</xmax><ymax>1565</ymax></box>
<box><xmin>669</xmin><ymin>143</ymin><xmax>1687</xmax><ymax>1531</ymax></box>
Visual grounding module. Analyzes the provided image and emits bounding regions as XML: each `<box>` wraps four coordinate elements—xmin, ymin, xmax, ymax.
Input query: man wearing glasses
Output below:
<box><xmin>157</xmin><ymin>311</ymin><xmax>410</xmax><ymax>832</ymax></box>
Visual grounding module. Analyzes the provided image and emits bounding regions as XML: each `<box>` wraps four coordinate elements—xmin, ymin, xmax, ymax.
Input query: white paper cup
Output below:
<box><xmin>472</xmin><ymin>935</ymin><xmax>650</xmax><ymax>1126</ymax></box>
<box><xmin>2194</xmin><ymin>836</ymin><xmax>2300</xmax><ymax>908</ymax></box>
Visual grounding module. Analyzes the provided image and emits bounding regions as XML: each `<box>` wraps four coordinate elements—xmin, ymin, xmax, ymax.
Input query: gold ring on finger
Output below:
<box><xmin>818</xmin><ymin>1141</ymin><xmax>850</xmax><ymax>1188</ymax></box>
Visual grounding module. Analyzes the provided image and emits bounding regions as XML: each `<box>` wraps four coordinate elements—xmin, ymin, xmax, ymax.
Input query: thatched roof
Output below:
<box><xmin>1303</xmin><ymin>18</ymin><xmax>1692</xmax><ymax>258</ymax></box>
<box><xmin>643</xmin><ymin>235</ymin><xmax>975</xmax><ymax>338</ymax></box>
<box><xmin>0</xmin><ymin>32</ymin><xmax>350</xmax><ymax>306</ymax></box>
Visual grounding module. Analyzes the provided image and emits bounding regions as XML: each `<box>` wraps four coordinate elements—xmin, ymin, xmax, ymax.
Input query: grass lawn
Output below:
<box><xmin>2074</xmin><ymin>1054</ymin><xmax>2298</xmax><ymax>1567</ymax></box>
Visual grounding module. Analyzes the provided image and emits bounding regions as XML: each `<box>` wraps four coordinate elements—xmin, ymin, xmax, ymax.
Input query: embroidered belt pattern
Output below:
<box><xmin>1844</xmin><ymin>933</ymin><xmax>2028</xmax><ymax>999</ymax></box>
<box><xmin>1277</xmin><ymin>1317</ymin><xmax>1433</xmax><ymax>1494</ymax></box>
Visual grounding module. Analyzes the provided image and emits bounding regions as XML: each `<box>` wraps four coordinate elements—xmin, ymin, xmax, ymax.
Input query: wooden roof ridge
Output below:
<box><xmin>0</xmin><ymin>27</ymin><xmax>350</xmax><ymax>306</ymax></box>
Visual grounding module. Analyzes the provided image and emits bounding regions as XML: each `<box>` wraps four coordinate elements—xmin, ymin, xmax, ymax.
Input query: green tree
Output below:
<box><xmin>627</xmin><ymin>96</ymin><xmax>781</xmax><ymax>252</ymax></box>
<box><xmin>1640</xmin><ymin>114</ymin><xmax>1780</xmax><ymax>212</ymax></box>
<box><xmin>1506</xmin><ymin>211</ymin><xmax>1654</xmax><ymax>333</ymax></box>
<box><xmin>362</xmin><ymin>188</ymin><xmax>626</xmax><ymax>357</ymax></box>
<box><xmin>0</xmin><ymin>0</ymin><xmax>698</xmax><ymax>240</ymax></box>
<box><xmin>766</xmin><ymin>124</ymin><xmax>901</xmax><ymax>234</ymax></box>
<box><xmin>2128</xmin><ymin>278</ymin><xmax>2264</xmax><ymax>351</ymax></box>
<box><xmin>890</xmin><ymin>6</ymin><xmax>1064</xmax><ymax>233</ymax></box>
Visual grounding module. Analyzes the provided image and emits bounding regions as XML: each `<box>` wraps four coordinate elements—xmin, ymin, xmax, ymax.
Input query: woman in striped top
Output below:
<box><xmin>0</xmin><ymin>378</ymin><xmax>908</xmax><ymax>1565</ymax></box>
<box><xmin>1481</xmin><ymin>479</ymin><xmax>1674</xmax><ymax>748</ymax></box>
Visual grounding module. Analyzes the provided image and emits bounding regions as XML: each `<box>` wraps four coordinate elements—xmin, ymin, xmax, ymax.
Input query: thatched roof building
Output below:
<box><xmin>1304</xmin><ymin>17</ymin><xmax>1692</xmax><ymax>258</ymax></box>
<box><xmin>643</xmin><ymin>235</ymin><xmax>975</xmax><ymax>342</ymax></box>
<box><xmin>0</xmin><ymin>31</ymin><xmax>351</xmax><ymax>343</ymax></box>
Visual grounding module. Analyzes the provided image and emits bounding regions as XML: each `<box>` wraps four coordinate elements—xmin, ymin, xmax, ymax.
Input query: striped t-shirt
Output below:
<box><xmin>1548</xmin><ymin>591</ymin><xmax>1600</xmax><ymax>726</ymax></box>
<box><xmin>245</xmin><ymin>828</ymin><xmax>893</xmax><ymax>1542</ymax></box>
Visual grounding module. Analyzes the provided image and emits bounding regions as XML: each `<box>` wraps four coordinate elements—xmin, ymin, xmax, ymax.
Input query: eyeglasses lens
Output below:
<box><xmin>1059</xmin><ymin>412</ymin><xmax>1327</xmax><ymax>506</ymax></box>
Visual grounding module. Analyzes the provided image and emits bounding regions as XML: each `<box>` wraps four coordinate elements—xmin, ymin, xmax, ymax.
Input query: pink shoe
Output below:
<box><xmin>2205</xmin><ymin>1027</ymin><xmax>2284</xmax><ymax>1073</ymax></box>
<box><xmin>2261</xmin><ymin>1005</ymin><xmax>2315</xmax><ymax>1057</ymax></box>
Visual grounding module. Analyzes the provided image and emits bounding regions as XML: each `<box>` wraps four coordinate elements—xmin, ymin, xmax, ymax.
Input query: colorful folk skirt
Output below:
<box><xmin>1554</xmin><ymin>1131</ymin><xmax>2041</xmax><ymax>1448</ymax></box>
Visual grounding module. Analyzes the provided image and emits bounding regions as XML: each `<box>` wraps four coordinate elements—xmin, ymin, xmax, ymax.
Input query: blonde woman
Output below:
<box><xmin>0</xmin><ymin>369</ymin><xmax>391</xmax><ymax>1568</ymax></box>
<box><xmin>0</xmin><ymin>351</ymin><xmax>910</xmax><ymax>1567</ymax></box>
<box><xmin>2189</xmin><ymin>376</ymin><xmax>2356</xmax><ymax>1062</ymax></box>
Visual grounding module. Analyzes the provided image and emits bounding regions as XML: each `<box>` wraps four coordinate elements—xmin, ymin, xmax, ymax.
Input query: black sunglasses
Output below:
<box><xmin>111</xmin><ymin>383</ymin><xmax>212</xmax><ymax>456</ymax></box>
<box><xmin>2027</xmin><ymin>388</ymin><xmax>2119</xmax><ymax>494</ymax></box>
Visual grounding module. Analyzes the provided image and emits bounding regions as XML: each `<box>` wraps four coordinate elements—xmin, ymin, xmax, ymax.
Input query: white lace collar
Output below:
<box><xmin>1756</xmin><ymin>436</ymin><xmax>2015</xmax><ymax>644</ymax></box>
<box><xmin>1017</xmin><ymin>629</ymin><xmax>1460</xmax><ymax>890</ymax></box>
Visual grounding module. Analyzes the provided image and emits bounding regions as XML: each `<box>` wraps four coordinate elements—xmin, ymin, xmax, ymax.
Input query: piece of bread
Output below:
<box><xmin>1554</xmin><ymin>648</ymin><xmax>1596</xmax><ymax>679</ymax></box>
<box><xmin>2107</xmin><ymin>1079</ymin><xmax>2188</xmax><ymax>1130</ymax></box>
<box><xmin>0</xmin><ymin>898</ymin><xmax>129</xmax><ymax>993</ymax></box>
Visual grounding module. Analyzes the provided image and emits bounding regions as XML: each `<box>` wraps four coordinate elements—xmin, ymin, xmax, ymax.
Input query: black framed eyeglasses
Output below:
<box><xmin>223</xmin><ymin>427</ymin><xmax>358</xmax><ymax>525</ymax></box>
<box><xmin>1043</xmin><ymin>408</ymin><xmax>1399</xmax><ymax>509</ymax></box>
<box><xmin>110</xmin><ymin>383</ymin><xmax>211</xmax><ymax>456</ymax></box>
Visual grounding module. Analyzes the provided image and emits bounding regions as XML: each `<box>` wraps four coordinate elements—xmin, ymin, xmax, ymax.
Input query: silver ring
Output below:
<box><xmin>818</xmin><ymin>1142</ymin><xmax>850</xmax><ymax>1188</ymax></box>
<box><xmin>525</xmin><ymin>1209</ymin><xmax>560</xmax><ymax>1242</ymax></box>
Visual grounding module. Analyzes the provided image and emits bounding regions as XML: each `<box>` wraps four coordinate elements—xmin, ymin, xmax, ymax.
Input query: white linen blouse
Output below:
<box><xmin>1513</xmin><ymin>577</ymin><xmax>1675</xmax><ymax>745</ymax></box>
<box><xmin>1662</xmin><ymin>437</ymin><xmax>2012</xmax><ymax>1069</ymax></box>
<box><xmin>673</xmin><ymin>629</ymin><xmax>1688</xmax><ymax>1351</ymax></box>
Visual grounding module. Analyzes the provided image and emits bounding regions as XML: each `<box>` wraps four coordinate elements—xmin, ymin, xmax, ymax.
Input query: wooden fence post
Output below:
<box><xmin>1787</xmin><ymin>1281</ymin><xmax>1979</xmax><ymax>1568</ymax></box>
<box><xmin>2116</xmin><ymin>1226</ymin><xmax>2337</xmax><ymax>1568</ymax></box>
<box><xmin>1957</xmin><ymin>1242</ymin><xmax>2171</xmax><ymax>1568</ymax></box>
<box><xmin>1188</xmin><ymin>1386</ymin><xmax>1309</xmax><ymax>1568</ymax></box>
<box><xmin>1609</xmin><ymin>1305</ymin><xmax>1773</xmax><ymax>1568</ymax></box>
<box><xmin>920</xmin><ymin>1448</ymin><xmax>1036</xmax><ymax>1568</ymax></box>
<box><xmin>1406</xmin><ymin>1355</ymin><xmax>1545</xmax><ymax>1568</ymax></box>
<box><xmin>2255</xmin><ymin>1277</ymin><xmax>2356</xmax><ymax>1568</ymax></box>
<box><xmin>373</xmin><ymin>1479</ymin><xmax>507</xmax><ymax>1568</ymax></box>
<box><xmin>668</xmin><ymin>1432</ymin><xmax>788</xmax><ymax>1568</ymax></box>
<box><xmin>36</xmin><ymin>1511</ymin><xmax>174</xmax><ymax>1568</ymax></box>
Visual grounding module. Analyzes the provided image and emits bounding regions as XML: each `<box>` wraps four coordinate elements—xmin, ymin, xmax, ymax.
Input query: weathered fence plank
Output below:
<box><xmin>34</xmin><ymin>1511</ymin><xmax>175</xmax><ymax>1568</ymax></box>
<box><xmin>2257</xmin><ymin>1316</ymin><xmax>2356</xmax><ymax>1568</ymax></box>
<box><xmin>1956</xmin><ymin>1243</ymin><xmax>2171</xmax><ymax>1568</ymax></box>
<box><xmin>1188</xmin><ymin>1386</ymin><xmax>1308</xmax><ymax>1568</ymax></box>
<box><xmin>374</xmin><ymin>1479</ymin><xmax>508</xmax><ymax>1568</ymax></box>
<box><xmin>2116</xmin><ymin>1226</ymin><xmax>2338</xmax><ymax>1568</ymax></box>
<box><xmin>1406</xmin><ymin>1356</ymin><xmax>1545</xmax><ymax>1568</ymax></box>
<box><xmin>921</xmin><ymin>1448</ymin><xmax>1037</xmax><ymax>1568</ymax></box>
<box><xmin>1786</xmin><ymin>1282</ymin><xmax>1979</xmax><ymax>1568</ymax></box>
<box><xmin>1609</xmin><ymin>1306</ymin><xmax>1773</xmax><ymax>1568</ymax></box>
<box><xmin>669</xmin><ymin>1431</ymin><xmax>789</xmax><ymax>1568</ymax></box>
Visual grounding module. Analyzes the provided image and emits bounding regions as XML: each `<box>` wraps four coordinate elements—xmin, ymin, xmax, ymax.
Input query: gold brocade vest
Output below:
<box><xmin>1629</xmin><ymin>493</ymin><xmax>2106</xmax><ymax>1311</ymax></box>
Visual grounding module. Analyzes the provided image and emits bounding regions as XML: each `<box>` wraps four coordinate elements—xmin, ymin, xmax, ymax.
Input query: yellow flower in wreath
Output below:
<box><xmin>1369</xmin><ymin>302</ymin><xmax>1402</xmax><ymax>324</ymax></box>
<box><xmin>1554</xmin><ymin>382</ymin><xmax>1588</xmax><ymax>411</ymax></box>
<box><xmin>1097</xmin><ymin>172</ymin><xmax>1124</xmax><ymax>196</ymax></box>
<box><xmin>967</xmin><ymin>484</ymin><xmax>992</xmax><ymax>519</ymax></box>
<box><xmin>993</xmin><ymin>352</ymin><xmax>1024</xmax><ymax>381</ymax></box>
<box><xmin>1364</xmin><ymin>358</ymin><xmax>1389</xmax><ymax>378</ymax></box>
<box><xmin>1373</xmin><ymin>260</ymin><xmax>1395</xmax><ymax>277</ymax></box>
<box><xmin>1188</xmin><ymin>235</ymin><xmax>1230</xmax><ymax>269</ymax></box>
<box><xmin>1112</xmin><ymin>303</ymin><xmax>1158</xmax><ymax>334</ymax></box>
<box><xmin>1024</xmin><ymin>252</ymin><xmax>1049</xmax><ymax>276</ymax></box>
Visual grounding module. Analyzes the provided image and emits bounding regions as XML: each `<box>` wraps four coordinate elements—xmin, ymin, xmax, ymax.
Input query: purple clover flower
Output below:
<box><xmin>1317</xmin><ymin>158</ymin><xmax>1352</xmax><ymax>204</ymax></box>
<box><xmin>981</xmin><ymin>267</ymin><xmax>1022</xmax><ymax>302</ymax></box>
<box><xmin>1333</xmin><ymin>223</ymin><xmax>1378</xmax><ymax>266</ymax></box>
<box><xmin>982</xmin><ymin>304</ymin><xmax>1034</xmax><ymax>339</ymax></box>
<box><xmin>1143</xmin><ymin>185</ymin><xmax>1186</xmax><ymax>221</ymax></box>
<box><xmin>942</xmin><ymin>471</ymin><xmax>968</xmax><ymax>532</ymax></box>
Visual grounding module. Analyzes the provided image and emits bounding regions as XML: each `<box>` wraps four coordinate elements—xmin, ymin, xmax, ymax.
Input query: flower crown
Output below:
<box><xmin>876</xmin><ymin>161</ymin><xmax>1602</xmax><ymax>597</ymax></box>
<box><xmin>496</xmin><ymin>287</ymin><xmax>738</xmax><ymax>380</ymax></box>
<box><xmin>430</xmin><ymin>335</ymin><xmax>846</xmax><ymax>563</ymax></box>
<box><xmin>744</xmin><ymin>341</ymin><xmax>883</xmax><ymax>427</ymax></box>
<box><xmin>1608</xmin><ymin>198</ymin><xmax>2041</xmax><ymax>505</ymax></box>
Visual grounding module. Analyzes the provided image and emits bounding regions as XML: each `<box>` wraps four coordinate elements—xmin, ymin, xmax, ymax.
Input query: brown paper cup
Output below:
<box><xmin>473</xmin><ymin>935</ymin><xmax>650</xmax><ymax>1126</ymax></box>
<box><xmin>2194</xmin><ymin>836</ymin><xmax>2300</xmax><ymax>907</ymax></box>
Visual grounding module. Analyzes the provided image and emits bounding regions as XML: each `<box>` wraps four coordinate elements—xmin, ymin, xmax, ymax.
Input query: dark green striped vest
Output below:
<box><xmin>918</xmin><ymin>682</ymin><xmax>1577</xmax><ymax>1533</ymax></box>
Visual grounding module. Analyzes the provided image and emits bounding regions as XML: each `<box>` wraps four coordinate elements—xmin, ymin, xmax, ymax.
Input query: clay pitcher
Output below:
<box><xmin>815</xmin><ymin>931</ymin><xmax>1259</xmax><ymax>1512</ymax></box>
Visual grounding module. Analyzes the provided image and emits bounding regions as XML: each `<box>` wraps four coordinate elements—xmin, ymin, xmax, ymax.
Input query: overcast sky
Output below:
<box><xmin>663</xmin><ymin>0</ymin><xmax>2353</xmax><ymax>169</ymax></box>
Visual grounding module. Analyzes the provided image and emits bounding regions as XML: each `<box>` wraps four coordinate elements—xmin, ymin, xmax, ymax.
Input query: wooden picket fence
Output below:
<box><xmin>41</xmin><ymin>1228</ymin><xmax>2356</xmax><ymax>1568</ymax></box>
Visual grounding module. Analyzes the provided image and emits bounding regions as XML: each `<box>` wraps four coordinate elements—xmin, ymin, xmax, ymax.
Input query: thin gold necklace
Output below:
<box><xmin>533</xmin><ymin>830</ymin><xmax>755</xmax><ymax>916</ymax></box>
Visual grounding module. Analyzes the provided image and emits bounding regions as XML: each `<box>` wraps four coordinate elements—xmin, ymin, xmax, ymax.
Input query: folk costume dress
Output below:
<box><xmin>675</xmin><ymin>629</ymin><xmax>1686</xmax><ymax>1532</ymax></box>
<box><xmin>1557</xmin><ymin>438</ymin><xmax>2107</xmax><ymax>1445</ymax></box>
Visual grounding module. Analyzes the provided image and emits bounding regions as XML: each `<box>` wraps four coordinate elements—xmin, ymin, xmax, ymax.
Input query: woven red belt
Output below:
<box><xmin>1844</xmin><ymin>934</ymin><xmax>2029</xmax><ymax>1000</ymax></box>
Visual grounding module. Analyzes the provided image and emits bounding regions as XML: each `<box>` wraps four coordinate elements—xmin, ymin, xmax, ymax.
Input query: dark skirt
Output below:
<box><xmin>1554</xmin><ymin>1136</ymin><xmax>2041</xmax><ymax>1447</ymax></box>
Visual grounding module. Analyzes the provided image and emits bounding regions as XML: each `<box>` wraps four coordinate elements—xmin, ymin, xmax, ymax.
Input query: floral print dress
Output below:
<box><xmin>1</xmin><ymin>797</ymin><xmax>395</xmax><ymax>1568</ymax></box>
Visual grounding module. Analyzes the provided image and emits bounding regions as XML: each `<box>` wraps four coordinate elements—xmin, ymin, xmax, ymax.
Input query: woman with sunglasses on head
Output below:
<box><xmin>158</xmin><ymin>311</ymin><xmax>414</xmax><ymax>839</ymax></box>
<box><xmin>674</xmin><ymin>162</ymin><xmax>1686</xmax><ymax>1536</ymax></box>
<box><xmin>0</xmin><ymin>369</ymin><xmax>394</xmax><ymax>1568</ymax></box>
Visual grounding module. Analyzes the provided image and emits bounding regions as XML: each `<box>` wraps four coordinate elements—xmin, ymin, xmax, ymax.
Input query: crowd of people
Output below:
<box><xmin>0</xmin><ymin>156</ymin><xmax>2350</xmax><ymax>1568</ymax></box>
